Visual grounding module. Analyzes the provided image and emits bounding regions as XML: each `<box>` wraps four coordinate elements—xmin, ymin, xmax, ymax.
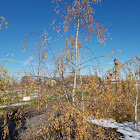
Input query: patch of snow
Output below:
<box><xmin>60</xmin><ymin>94</ymin><xmax>65</xmax><ymax>97</ymax></box>
<box><xmin>0</xmin><ymin>102</ymin><xmax>31</xmax><ymax>108</ymax></box>
<box><xmin>91</xmin><ymin>119</ymin><xmax>140</xmax><ymax>140</ymax></box>
<box><xmin>10</xmin><ymin>102</ymin><xmax>30</xmax><ymax>107</ymax></box>
<box><xmin>0</xmin><ymin>105</ymin><xmax>8</xmax><ymax>108</ymax></box>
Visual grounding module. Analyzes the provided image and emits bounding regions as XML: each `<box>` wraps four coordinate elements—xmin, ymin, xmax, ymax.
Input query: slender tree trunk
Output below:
<box><xmin>72</xmin><ymin>19</ymin><xmax>79</xmax><ymax>106</ymax></box>
<box><xmin>62</xmin><ymin>77</ymin><xmax>69</xmax><ymax>103</ymax></box>
<box><xmin>134</xmin><ymin>74</ymin><xmax>139</xmax><ymax>130</ymax></box>
<box><xmin>134</xmin><ymin>58</ymin><xmax>140</xmax><ymax>130</ymax></box>
<box><xmin>78</xmin><ymin>47</ymin><xmax>84</xmax><ymax>120</ymax></box>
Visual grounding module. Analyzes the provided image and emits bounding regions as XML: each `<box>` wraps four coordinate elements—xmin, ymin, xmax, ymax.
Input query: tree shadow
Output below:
<box><xmin>0</xmin><ymin>109</ymin><xmax>27</xmax><ymax>140</ymax></box>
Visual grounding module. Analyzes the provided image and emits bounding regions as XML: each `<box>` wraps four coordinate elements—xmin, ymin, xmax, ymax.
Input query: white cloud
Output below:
<box><xmin>24</xmin><ymin>56</ymin><xmax>34</xmax><ymax>65</ymax></box>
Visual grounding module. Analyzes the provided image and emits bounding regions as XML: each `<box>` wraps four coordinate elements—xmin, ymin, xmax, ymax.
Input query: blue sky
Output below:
<box><xmin>0</xmin><ymin>0</ymin><xmax>140</xmax><ymax>77</ymax></box>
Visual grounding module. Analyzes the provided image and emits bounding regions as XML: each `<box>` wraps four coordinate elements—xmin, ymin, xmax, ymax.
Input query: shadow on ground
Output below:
<box><xmin>0</xmin><ymin>109</ymin><xmax>27</xmax><ymax>140</ymax></box>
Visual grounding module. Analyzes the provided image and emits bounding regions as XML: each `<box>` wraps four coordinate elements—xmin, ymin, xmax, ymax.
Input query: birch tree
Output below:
<box><xmin>53</xmin><ymin>0</ymin><xmax>109</xmax><ymax>107</ymax></box>
<box><xmin>109</xmin><ymin>56</ymin><xmax>140</xmax><ymax>130</ymax></box>
<box><xmin>124</xmin><ymin>56</ymin><xmax>140</xmax><ymax>130</ymax></box>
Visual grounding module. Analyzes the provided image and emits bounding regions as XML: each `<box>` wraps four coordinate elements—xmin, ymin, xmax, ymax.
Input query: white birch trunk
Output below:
<box><xmin>134</xmin><ymin>77</ymin><xmax>139</xmax><ymax>130</ymax></box>
<box><xmin>72</xmin><ymin>19</ymin><xmax>79</xmax><ymax>106</ymax></box>
<box><xmin>78</xmin><ymin>47</ymin><xmax>84</xmax><ymax>120</ymax></box>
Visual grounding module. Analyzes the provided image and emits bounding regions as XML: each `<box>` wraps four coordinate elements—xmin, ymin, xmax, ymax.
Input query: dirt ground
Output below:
<box><xmin>0</xmin><ymin>101</ymin><xmax>124</xmax><ymax>140</ymax></box>
<box><xmin>0</xmin><ymin>101</ymin><xmax>56</xmax><ymax>140</ymax></box>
